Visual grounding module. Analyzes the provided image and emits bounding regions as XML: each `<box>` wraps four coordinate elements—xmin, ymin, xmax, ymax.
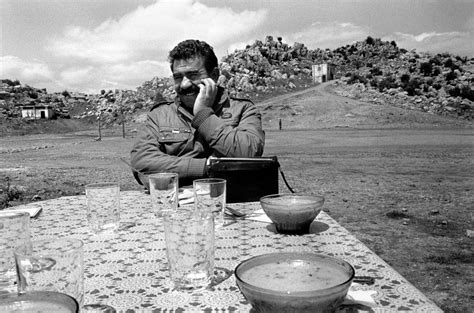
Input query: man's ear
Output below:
<box><xmin>210</xmin><ymin>67</ymin><xmax>220</xmax><ymax>82</ymax></box>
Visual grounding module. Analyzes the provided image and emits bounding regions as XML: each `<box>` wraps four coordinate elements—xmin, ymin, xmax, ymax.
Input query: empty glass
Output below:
<box><xmin>193</xmin><ymin>178</ymin><xmax>226</xmax><ymax>228</ymax></box>
<box><xmin>85</xmin><ymin>183</ymin><xmax>120</xmax><ymax>234</ymax></box>
<box><xmin>0</xmin><ymin>211</ymin><xmax>30</xmax><ymax>293</ymax></box>
<box><xmin>14</xmin><ymin>238</ymin><xmax>84</xmax><ymax>305</ymax></box>
<box><xmin>163</xmin><ymin>210</ymin><xmax>215</xmax><ymax>289</ymax></box>
<box><xmin>149</xmin><ymin>173</ymin><xmax>178</xmax><ymax>217</ymax></box>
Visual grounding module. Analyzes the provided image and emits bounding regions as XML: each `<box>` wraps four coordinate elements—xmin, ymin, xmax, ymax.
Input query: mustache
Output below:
<box><xmin>177</xmin><ymin>81</ymin><xmax>201</xmax><ymax>95</ymax></box>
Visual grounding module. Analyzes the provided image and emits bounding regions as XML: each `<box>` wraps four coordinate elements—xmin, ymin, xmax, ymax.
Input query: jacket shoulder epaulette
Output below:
<box><xmin>229</xmin><ymin>96</ymin><xmax>255</xmax><ymax>105</ymax></box>
<box><xmin>150</xmin><ymin>100</ymin><xmax>174</xmax><ymax>111</ymax></box>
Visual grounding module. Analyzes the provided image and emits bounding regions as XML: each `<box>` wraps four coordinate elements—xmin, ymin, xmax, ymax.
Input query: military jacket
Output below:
<box><xmin>130</xmin><ymin>87</ymin><xmax>265</xmax><ymax>186</ymax></box>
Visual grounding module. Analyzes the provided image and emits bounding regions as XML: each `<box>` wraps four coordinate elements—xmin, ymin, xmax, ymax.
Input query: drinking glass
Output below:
<box><xmin>149</xmin><ymin>173</ymin><xmax>178</xmax><ymax>217</ymax></box>
<box><xmin>0</xmin><ymin>211</ymin><xmax>30</xmax><ymax>293</ymax></box>
<box><xmin>14</xmin><ymin>238</ymin><xmax>84</xmax><ymax>306</ymax></box>
<box><xmin>193</xmin><ymin>178</ymin><xmax>226</xmax><ymax>228</ymax></box>
<box><xmin>85</xmin><ymin>183</ymin><xmax>120</xmax><ymax>234</ymax></box>
<box><xmin>163</xmin><ymin>210</ymin><xmax>215</xmax><ymax>289</ymax></box>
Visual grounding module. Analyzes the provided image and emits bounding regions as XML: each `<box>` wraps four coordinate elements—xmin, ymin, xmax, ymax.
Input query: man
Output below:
<box><xmin>130</xmin><ymin>39</ymin><xmax>265</xmax><ymax>186</ymax></box>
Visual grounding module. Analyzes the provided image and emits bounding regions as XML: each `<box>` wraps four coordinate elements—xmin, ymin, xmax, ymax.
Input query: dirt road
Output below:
<box><xmin>259</xmin><ymin>81</ymin><xmax>470</xmax><ymax>130</ymax></box>
<box><xmin>1</xmin><ymin>82</ymin><xmax>473</xmax><ymax>311</ymax></box>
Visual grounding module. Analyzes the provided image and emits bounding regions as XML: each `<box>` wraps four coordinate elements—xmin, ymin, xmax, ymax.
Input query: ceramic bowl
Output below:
<box><xmin>235</xmin><ymin>252</ymin><xmax>354</xmax><ymax>313</ymax></box>
<box><xmin>260</xmin><ymin>194</ymin><xmax>325</xmax><ymax>234</ymax></box>
<box><xmin>0</xmin><ymin>291</ymin><xmax>79</xmax><ymax>312</ymax></box>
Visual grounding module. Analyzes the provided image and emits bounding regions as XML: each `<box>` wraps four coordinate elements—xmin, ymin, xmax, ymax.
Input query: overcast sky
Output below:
<box><xmin>1</xmin><ymin>0</ymin><xmax>473</xmax><ymax>94</ymax></box>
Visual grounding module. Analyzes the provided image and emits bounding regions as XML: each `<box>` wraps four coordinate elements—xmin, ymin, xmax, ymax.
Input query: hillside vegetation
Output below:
<box><xmin>1</xmin><ymin>36</ymin><xmax>472</xmax><ymax>132</ymax></box>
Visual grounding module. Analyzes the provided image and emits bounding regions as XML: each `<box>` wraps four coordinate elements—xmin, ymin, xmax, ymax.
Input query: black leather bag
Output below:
<box><xmin>207</xmin><ymin>156</ymin><xmax>289</xmax><ymax>203</ymax></box>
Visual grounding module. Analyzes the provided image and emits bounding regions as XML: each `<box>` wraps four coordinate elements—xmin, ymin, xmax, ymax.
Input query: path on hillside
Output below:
<box><xmin>257</xmin><ymin>81</ymin><xmax>471</xmax><ymax>130</ymax></box>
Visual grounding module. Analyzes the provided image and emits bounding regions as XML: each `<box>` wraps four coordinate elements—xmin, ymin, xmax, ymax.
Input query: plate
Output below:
<box><xmin>1</xmin><ymin>206</ymin><xmax>42</xmax><ymax>218</ymax></box>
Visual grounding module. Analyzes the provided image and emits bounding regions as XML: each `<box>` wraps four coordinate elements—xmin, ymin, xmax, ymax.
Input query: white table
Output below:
<box><xmin>11</xmin><ymin>191</ymin><xmax>442</xmax><ymax>312</ymax></box>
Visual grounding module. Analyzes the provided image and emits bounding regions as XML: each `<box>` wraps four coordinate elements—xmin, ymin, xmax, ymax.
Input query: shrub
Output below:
<box><xmin>61</xmin><ymin>90</ymin><xmax>71</xmax><ymax>98</ymax></box>
<box><xmin>365</xmin><ymin>36</ymin><xmax>375</xmax><ymax>45</ymax></box>
<box><xmin>445</xmin><ymin>70</ymin><xmax>457</xmax><ymax>81</ymax></box>
<box><xmin>430</xmin><ymin>56</ymin><xmax>442</xmax><ymax>66</ymax></box>
<box><xmin>1</xmin><ymin>79</ymin><xmax>15</xmax><ymax>86</ymax></box>
<box><xmin>400</xmin><ymin>73</ymin><xmax>411</xmax><ymax>85</ymax></box>
<box><xmin>390</xmin><ymin>40</ymin><xmax>397</xmax><ymax>47</ymax></box>
<box><xmin>459</xmin><ymin>85</ymin><xmax>474</xmax><ymax>101</ymax></box>
<box><xmin>444</xmin><ymin>58</ymin><xmax>459</xmax><ymax>71</ymax></box>
<box><xmin>420</xmin><ymin>62</ymin><xmax>433</xmax><ymax>76</ymax></box>
<box><xmin>347</xmin><ymin>73</ymin><xmax>367</xmax><ymax>84</ymax></box>
<box><xmin>370</xmin><ymin>67</ymin><xmax>383</xmax><ymax>76</ymax></box>
<box><xmin>432</xmin><ymin>66</ymin><xmax>441</xmax><ymax>76</ymax></box>
<box><xmin>404</xmin><ymin>77</ymin><xmax>422</xmax><ymax>96</ymax></box>
<box><xmin>378</xmin><ymin>75</ymin><xmax>397</xmax><ymax>92</ymax></box>
<box><xmin>0</xmin><ymin>177</ymin><xmax>25</xmax><ymax>209</ymax></box>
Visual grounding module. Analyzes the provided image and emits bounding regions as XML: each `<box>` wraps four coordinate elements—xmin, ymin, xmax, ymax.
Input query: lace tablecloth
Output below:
<box><xmin>13</xmin><ymin>191</ymin><xmax>441</xmax><ymax>312</ymax></box>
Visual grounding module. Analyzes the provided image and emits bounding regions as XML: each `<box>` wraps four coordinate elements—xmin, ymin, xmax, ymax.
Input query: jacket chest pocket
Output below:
<box><xmin>158</xmin><ymin>127</ymin><xmax>192</xmax><ymax>143</ymax></box>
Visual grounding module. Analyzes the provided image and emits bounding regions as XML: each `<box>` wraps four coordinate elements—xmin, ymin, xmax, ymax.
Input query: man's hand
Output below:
<box><xmin>193</xmin><ymin>78</ymin><xmax>218</xmax><ymax>115</ymax></box>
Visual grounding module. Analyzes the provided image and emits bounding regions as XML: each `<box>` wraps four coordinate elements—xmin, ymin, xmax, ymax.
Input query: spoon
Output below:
<box><xmin>225</xmin><ymin>207</ymin><xmax>247</xmax><ymax>217</ymax></box>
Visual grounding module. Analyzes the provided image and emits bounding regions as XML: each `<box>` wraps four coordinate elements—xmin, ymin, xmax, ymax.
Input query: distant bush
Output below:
<box><xmin>424</xmin><ymin>77</ymin><xmax>434</xmax><ymax>86</ymax></box>
<box><xmin>449</xmin><ymin>85</ymin><xmax>474</xmax><ymax>101</ymax></box>
<box><xmin>445</xmin><ymin>70</ymin><xmax>457</xmax><ymax>81</ymax></box>
<box><xmin>365</xmin><ymin>36</ymin><xmax>375</xmax><ymax>45</ymax></box>
<box><xmin>377</xmin><ymin>75</ymin><xmax>397</xmax><ymax>92</ymax></box>
<box><xmin>460</xmin><ymin>86</ymin><xmax>474</xmax><ymax>101</ymax></box>
<box><xmin>430</xmin><ymin>56</ymin><xmax>442</xmax><ymax>66</ymax></box>
<box><xmin>404</xmin><ymin>77</ymin><xmax>422</xmax><ymax>96</ymax></box>
<box><xmin>0</xmin><ymin>177</ymin><xmax>25</xmax><ymax>209</ymax></box>
<box><xmin>61</xmin><ymin>90</ymin><xmax>71</xmax><ymax>98</ymax></box>
<box><xmin>443</xmin><ymin>58</ymin><xmax>460</xmax><ymax>71</ymax></box>
<box><xmin>400</xmin><ymin>73</ymin><xmax>411</xmax><ymax>85</ymax></box>
<box><xmin>28</xmin><ymin>91</ymin><xmax>38</xmax><ymax>99</ymax></box>
<box><xmin>347</xmin><ymin>73</ymin><xmax>367</xmax><ymax>84</ymax></box>
<box><xmin>370</xmin><ymin>67</ymin><xmax>383</xmax><ymax>76</ymax></box>
<box><xmin>1</xmin><ymin>79</ymin><xmax>20</xmax><ymax>86</ymax></box>
<box><xmin>433</xmin><ymin>82</ymin><xmax>443</xmax><ymax>90</ymax></box>
<box><xmin>420</xmin><ymin>62</ymin><xmax>433</xmax><ymax>76</ymax></box>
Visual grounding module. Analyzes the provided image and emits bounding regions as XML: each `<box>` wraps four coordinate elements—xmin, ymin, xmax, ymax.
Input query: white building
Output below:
<box><xmin>312</xmin><ymin>63</ymin><xmax>335</xmax><ymax>83</ymax></box>
<box><xmin>21</xmin><ymin>105</ymin><xmax>54</xmax><ymax>119</ymax></box>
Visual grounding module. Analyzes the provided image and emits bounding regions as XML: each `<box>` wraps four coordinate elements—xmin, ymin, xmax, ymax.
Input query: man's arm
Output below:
<box><xmin>130</xmin><ymin>122</ymin><xmax>206</xmax><ymax>185</ymax></box>
<box><xmin>192</xmin><ymin>101</ymin><xmax>265</xmax><ymax>157</ymax></box>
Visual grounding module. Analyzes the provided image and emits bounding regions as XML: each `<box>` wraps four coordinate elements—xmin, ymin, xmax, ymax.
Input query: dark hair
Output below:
<box><xmin>168</xmin><ymin>39</ymin><xmax>218</xmax><ymax>74</ymax></box>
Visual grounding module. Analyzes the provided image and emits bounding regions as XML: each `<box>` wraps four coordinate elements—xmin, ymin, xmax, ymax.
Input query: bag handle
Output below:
<box><xmin>275</xmin><ymin>159</ymin><xmax>296</xmax><ymax>193</ymax></box>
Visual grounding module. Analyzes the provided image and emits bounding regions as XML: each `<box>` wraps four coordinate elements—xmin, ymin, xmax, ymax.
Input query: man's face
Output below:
<box><xmin>172</xmin><ymin>56</ymin><xmax>210</xmax><ymax>111</ymax></box>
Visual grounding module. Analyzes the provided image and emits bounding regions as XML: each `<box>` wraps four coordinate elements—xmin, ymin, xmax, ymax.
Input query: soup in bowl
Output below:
<box><xmin>260</xmin><ymin>194</ymin><xmax>325</xmax><ymax>234</ymax></box>
<box><xmin>235</xmin><ymin>252</ymin><xmax>354</xmax><ymax>313</ymax></box>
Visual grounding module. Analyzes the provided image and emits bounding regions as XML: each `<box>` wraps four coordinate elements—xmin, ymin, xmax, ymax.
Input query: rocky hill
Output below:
<box><xmin>1</xmin><ymin>36</ymin><xmax>472</xmax><ymax>126</ymax></box>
